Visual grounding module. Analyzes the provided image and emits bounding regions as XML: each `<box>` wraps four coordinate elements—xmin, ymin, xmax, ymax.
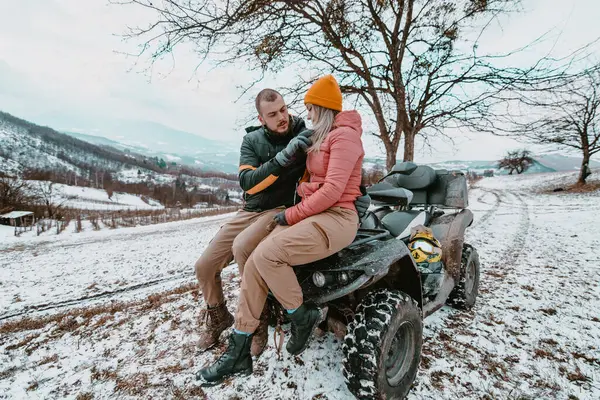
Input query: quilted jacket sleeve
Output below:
<box><xmin>284</xmin><ymin>129</ymin><xmax>363</xmax><ymax>225</ymax></box>
<box><xmin>238</xmin><ymin>135</ymin><xmax>283</xmax><ymax>194</ymax></box>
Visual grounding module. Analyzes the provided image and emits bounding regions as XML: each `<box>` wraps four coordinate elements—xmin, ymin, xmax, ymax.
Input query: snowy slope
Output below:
<box><xmin>0</xmin><ymin>171</ymin><xmax>598</xmax><ymax>399</ymax></box>
<box><xmin>26</xmin><ymin>181</ymin><xmax>165</xmax><ymax>211</ymax></box>
<box><xmin>0</xmin><ymin>119</ymin><xmax>83</xmax><ymax>175</ymax></box>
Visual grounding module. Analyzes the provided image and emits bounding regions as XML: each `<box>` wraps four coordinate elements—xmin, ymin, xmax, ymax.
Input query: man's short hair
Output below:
<box><xmin>255</xmin><ymin>89</ymin><xmax>283</xmax><ymax>114</ymax></box>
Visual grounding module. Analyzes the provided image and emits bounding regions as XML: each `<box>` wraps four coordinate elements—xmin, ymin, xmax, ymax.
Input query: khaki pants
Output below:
<box><xmin>235</xmin><ymin>207</ymin><xmax>359</xmax><ymax>332</ymax></box>
<box><xmin>194</xmin><ymin>208</ymin><xmax>279</xmax><ymax>306</ymax></box>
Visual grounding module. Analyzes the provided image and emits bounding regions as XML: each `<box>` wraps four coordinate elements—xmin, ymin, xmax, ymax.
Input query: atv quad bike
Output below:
<box><xmin>275</xmin><ymin>161</ymin><xmax>480</xmax><ymax>399</ymax></box>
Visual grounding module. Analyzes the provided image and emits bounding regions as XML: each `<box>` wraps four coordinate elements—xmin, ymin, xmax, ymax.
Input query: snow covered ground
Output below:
<box><xmin>0</xmin><ymin>170</ymin><xmax>598</xmax><ymax>399</ymax></box>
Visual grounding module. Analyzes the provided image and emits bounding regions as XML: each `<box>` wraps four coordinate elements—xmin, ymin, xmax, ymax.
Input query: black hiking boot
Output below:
<box><xmin>196</xmin><ymin>332</ymin><xmax>253</xmax><ymax>386</ymax></box>
<box><xmin>286</xmin><ymin>303</ymin><xmax>325</xmax><ymax>356</ymax></box>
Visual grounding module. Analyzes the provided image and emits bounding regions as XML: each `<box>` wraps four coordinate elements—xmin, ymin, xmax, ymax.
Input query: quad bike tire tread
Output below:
<box><xmin>447</xmin><ymin>243</ymin><xmax>480</xmax><ymax>310</ymax></box>
<box><xmin>342</xmin><ymin>289</ymin><xmax>422</xmax><ymax>400</ymax></box>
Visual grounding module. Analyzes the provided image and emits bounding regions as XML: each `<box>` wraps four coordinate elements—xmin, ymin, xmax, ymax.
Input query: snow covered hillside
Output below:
<box><xmin>28</xmin><ymin>181</ymin><xmax>164</xmax><ymax>211</ymax></box>
<box><xmin>0</xmin><ymin>171</ymin><xmax>598</xmax><ymax>399</ymax></box>
<box><xmin>0</xmin><ymin>111</ymin><xmax>241</xmax><ymax>188</ymax></box>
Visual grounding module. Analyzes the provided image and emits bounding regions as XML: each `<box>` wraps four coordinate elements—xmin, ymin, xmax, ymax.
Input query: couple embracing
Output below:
<box><xmin>193</xmin><ymin>75</ymin><xmax>366</xmax><ymax>384</ymax></box>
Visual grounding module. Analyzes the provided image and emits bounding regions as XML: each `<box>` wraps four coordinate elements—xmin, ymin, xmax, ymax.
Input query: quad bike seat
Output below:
<box><xmin>387</xmin><ymin>165</ymin><xmax>437</xmax><ymax>204</ymax></box>
<box><xmin>380</xmin><ymin>210</ymin><xmax>431</xmax><ymax>239</ymax></box>
<box><xmin>386</xmin><ymin>163</ymin><xmax>469</xmax><ymax>209</ymax></box>
<box><xmin>366</xmin><ymin>182</ymin><xmax>413</xmax><ymax>206</ymax></box>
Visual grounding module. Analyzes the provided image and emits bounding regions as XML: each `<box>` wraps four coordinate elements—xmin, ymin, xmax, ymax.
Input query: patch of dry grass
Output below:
<box><xmin>114</xmin><ymin>373</ymin><xmax>150</xmax><ymax>396</ymax></box>
<box><xmin>430</xmin><ymin>370</ymin><xmax>455</xmax><ymax>390</ymax></box>
<box><xmin>0</xmin><ymin>282</ymin><xmax>199</xmax><ymax>337</ymax></box>
<box><xmin>170</xmin><ymin>385</ymin><xmax>207</xmax><ymax>400</ymax></box>
<box><xmin>38</xmin><ymin>353</ymin><xmax>59</xmax><ymax>366</ymax></box>
<box><xmin>26</xmin><ymin>380</ymin><xmax>39</xmax><ymax>392</ymax></box>
<box><xmin>0</xmin><ymin>366</ymin><xmax>19</xmax><ymax>380</ymax></box>
<box><xmin>90</xmin><ymin>366</ymin><xmax>118</xmax><ymax>382</ymax></box>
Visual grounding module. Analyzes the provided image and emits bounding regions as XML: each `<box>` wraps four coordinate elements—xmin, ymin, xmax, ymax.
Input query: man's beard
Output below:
<box><xmin>268</xmin><ymin>117</ymin><xmax>291</xmax><ymax>135</ymax></box>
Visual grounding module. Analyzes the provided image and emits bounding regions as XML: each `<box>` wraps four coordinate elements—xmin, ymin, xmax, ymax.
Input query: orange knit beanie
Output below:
<box><xmin>304</xmin><ymin>75</ymin><xmax>343</xmax><ymax>112</ymax></box>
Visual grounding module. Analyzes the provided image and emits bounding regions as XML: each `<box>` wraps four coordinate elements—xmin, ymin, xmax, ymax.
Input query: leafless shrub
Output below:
<box><xmin>75</xmin><ymin>215</ymin><xmax>83</xmax><ymax>233</ymax></box>
<box><xmin>89</xmin><ymin>214</ymin><xmax>100</xmax><ymax>230</ymax></box>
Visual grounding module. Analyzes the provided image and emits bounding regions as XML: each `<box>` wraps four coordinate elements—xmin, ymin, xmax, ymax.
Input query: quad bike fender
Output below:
<box><xmin>429</xmin><ymin>209</ymin><xmax>473</xmax><ymax>282</ymax></box>
<box><xmin>298</xmin><ymin>237</ymin><xmax>412</xmax><ymax>276</ymax></box>
<box><xmin>301</xmin><ymin>239</ymin><xmax>422</xmax><ymax>308</ymax></box>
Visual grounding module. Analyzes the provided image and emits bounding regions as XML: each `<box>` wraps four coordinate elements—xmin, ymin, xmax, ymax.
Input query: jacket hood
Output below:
<box><xmin>334</xmin><ymin>110</ymin><xmax>362</xmax><ymax>136</ymax></box>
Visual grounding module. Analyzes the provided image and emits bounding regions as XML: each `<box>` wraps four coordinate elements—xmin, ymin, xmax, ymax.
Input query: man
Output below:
<box><xmin>194</xmin><ymin>89</ymin><xmax>310</xmax><ymax>357</ymax></box>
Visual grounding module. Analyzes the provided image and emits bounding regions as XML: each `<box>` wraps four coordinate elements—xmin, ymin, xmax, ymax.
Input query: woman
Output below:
<box><xmin>197</xmin><ymin>75</ymin><xmax>364</xmax><ymax>384</ymax></box>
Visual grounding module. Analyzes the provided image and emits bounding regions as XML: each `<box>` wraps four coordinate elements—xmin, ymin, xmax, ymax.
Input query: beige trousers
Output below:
<box><xmin>194</xmin><ymin>208</ymin><xmax>279</xmax><ymax>306</ymax></box>
<box><xmin>235</xmin><ymin>207</ymin><xmax>359</xmax><ymax>332</ymax></box>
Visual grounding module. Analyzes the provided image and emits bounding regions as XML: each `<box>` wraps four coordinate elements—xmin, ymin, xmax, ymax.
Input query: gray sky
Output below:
<box><xmin>1</xmin><ymin>0</ymin><xmax>599</xmax><ymax>162</ymax></box>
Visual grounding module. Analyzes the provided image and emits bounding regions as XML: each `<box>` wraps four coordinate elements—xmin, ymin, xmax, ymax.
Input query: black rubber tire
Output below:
<box><xmin>447</xmin><ymin>243</ymin><xmax>480</xmax><ymax>310</ymax></box>
<box><xmin>342</xmin><ymin>289</ymin><xmax>422</xmax><ymax>400</ymax></box>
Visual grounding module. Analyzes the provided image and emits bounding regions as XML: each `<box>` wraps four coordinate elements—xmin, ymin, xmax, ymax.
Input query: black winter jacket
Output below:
<box><xmin>238</xmin><ymin>116</ymin><xmax>307</xmax><ymax>212</ymax></box>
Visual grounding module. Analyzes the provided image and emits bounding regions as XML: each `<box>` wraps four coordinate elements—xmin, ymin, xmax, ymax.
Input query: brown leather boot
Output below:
<box><xmin>198</xmin><ymin>302</ymin><xmax>234</xmax><ymax>352</ymax></box>
<box><xmin>250</xmin><ymin>305</ymin><xmax>270</xmax><ymax>357</ymax></box>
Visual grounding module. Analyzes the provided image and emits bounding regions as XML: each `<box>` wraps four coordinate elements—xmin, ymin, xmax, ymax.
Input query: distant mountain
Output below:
<box><xmin>63</xmin><ymin>126</ymin><xmax>240</xmax><ymax>174</ymax></box>
<box><xmin>533</xmin><ymin>154</ymin><xmax>600</xmax><ymax>171</ymax></box>
<box><xmin>364</xmin><ymin>154</ymin><xmax>599</xmax><ymax>175</ymax></box>
<box><xmin>0</xmin><ymin>110</ymin><xmax>237</xmax><ymax>182</ymax></box>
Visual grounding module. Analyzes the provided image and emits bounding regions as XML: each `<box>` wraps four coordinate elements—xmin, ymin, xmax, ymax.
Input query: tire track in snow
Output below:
<box><xmin>471</xmin><ymin>188</ymin><xmax>501</xmax><ymax>228</ymax></box>
<box><xmin>414</xmin><ymin>189</ymin><xmax>531</xmax><ymax>398</ymax></box>
<box><xmin>501</xmin><ymin>191</ymin><xmax>530</xmax><ymax>269</ymax></box>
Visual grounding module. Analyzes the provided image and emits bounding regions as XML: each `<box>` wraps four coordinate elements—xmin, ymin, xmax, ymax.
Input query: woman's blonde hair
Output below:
<box><xmin>307</xmin><ymin>104</ymin><xmax>339</xmax><ymax>153</ymax></box>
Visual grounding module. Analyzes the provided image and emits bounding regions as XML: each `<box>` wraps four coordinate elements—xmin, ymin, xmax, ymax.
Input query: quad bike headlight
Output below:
<box><xmin>311</xmin><ymin>271</ymin><xmax>351</xmax><ymax>287</ymax></box>
<box><xmin>312</xmin><ymin>271</ymin><xmax>326</xmax><ymax>287</ymax></box>
<box><xmin>338</xmin><ymin>272</ymin><xmax>349</xmax><ymax>284</ymax></box>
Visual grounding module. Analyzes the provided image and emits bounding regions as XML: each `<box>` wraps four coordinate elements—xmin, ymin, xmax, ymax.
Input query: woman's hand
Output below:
<box><xmin>273</xmin><ymin>211</ymin><xmax>289</xmax><ymax>226</ymax></box>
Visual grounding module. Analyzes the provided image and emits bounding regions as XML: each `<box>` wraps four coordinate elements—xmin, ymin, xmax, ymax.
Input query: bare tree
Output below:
<box><xmin>497</xmin><ymin>149</ymin><xmax>534</xmax><ymax>175</ymax></box>
<box><xmin>500</xmin><ymin>66</ymin><xmax>600</xmax><ymax>184</ymax></box>
<box><xmin>34</xmin><ymin>182</ymin><xmax>75</xmax><ymax>218</ymax></box>
<box><xmin>114</xmin><ymin>0</ymin><xmax>561</xmax><ymax>171</ymax></box>
<box><xmin>0</xmin><ymin>176</ymin><xmax>38</xmax><ymax>213</ymax></box>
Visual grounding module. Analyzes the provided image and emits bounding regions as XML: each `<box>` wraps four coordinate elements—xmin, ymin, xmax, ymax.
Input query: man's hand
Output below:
<box><xmin>274</xmin><ymin>136</ymin><xmax>312</xmax><ymax>167</ymax></box>
<box><xmin>298</xmin><ymin>129</ymin><xmax>314</xmax><ymax>138</ymax></box>
<box><xmin>354</xmin><ymin>193</ymin><xmax>371</xmax><ymax>218</ymax></box>
<box><xmin>273</xmin><ymin>211</ymin><xmax>288</xmax><ymax>226</ymax></box>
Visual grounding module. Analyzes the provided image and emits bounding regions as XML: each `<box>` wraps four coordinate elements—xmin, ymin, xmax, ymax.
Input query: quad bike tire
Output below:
<box><xmin>447</xmin><ymin>243</ymin><xmax>480</xmax><ymax>310</ymax></box>
<box><xmin>342</xmin><ymin>289</ymin><xmax>422</xmax><ymax>400</ymax></box>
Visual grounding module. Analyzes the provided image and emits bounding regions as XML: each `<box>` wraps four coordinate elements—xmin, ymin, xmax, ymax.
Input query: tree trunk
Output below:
<box><xmin>578</xmin><ymin>150</ymin><xmax>591</xmax><ymax>184</ymax></box>
<box><xmin>403</xmin><ymin>131</ymin><xmax>415</xmax><ymax>162</ymax></box>
<box><xmin>382</xmin><ymin>138</ymin><xmax>399</xmax><ymax>172</ymax></box>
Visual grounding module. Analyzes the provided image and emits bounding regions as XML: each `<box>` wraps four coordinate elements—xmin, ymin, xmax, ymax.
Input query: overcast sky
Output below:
<box><xmin>1</xmin><ymin>0</ymin><xmax>599</xmax><ymax>162</ymax></box>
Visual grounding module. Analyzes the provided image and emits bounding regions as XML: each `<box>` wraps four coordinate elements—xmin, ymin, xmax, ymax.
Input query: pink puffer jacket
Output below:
<box><xmin>284</xmin><ymin>110</ymin><xmax>364</xmax><ymax>225</ymax></box>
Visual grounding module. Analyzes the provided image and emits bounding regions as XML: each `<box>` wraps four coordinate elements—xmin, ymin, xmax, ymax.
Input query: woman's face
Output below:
<box><xmin>306</xmin><ymin>103</ymin><xmax>317</xmax><ymax>124</ymax></box>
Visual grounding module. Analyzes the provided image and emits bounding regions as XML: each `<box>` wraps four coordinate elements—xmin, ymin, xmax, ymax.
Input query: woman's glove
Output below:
<box><xmin>274</xmin><ymin>136</ymin><xmax>312</xmax><ymax>167</ymax></box>
<box><xmin>273</xmin><ymin>211</ymin><xmax>288</xmax><ymax>226</ymax></box>
<box><xmin>354</xmin><ymin>194</ymin><xmax>371</xmax><ymax>218</ymax></box>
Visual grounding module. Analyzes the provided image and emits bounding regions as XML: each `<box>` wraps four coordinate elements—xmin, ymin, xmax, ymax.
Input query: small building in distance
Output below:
<box><xmin>0</xmin><ymin>211</ymin><xmax>34</xmax><ymax>227</ymax></box>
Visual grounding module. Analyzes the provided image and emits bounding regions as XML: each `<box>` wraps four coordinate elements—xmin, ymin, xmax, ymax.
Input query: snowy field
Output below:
<box><xmin>0</xmin><ymin>170</ymin><xmax>599</xmax><ymax>399</ymax></box>
<box><xmin>26</xmin><ymin>181</ymin><xmax>164</xmax><ymax>211</ymax></box>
